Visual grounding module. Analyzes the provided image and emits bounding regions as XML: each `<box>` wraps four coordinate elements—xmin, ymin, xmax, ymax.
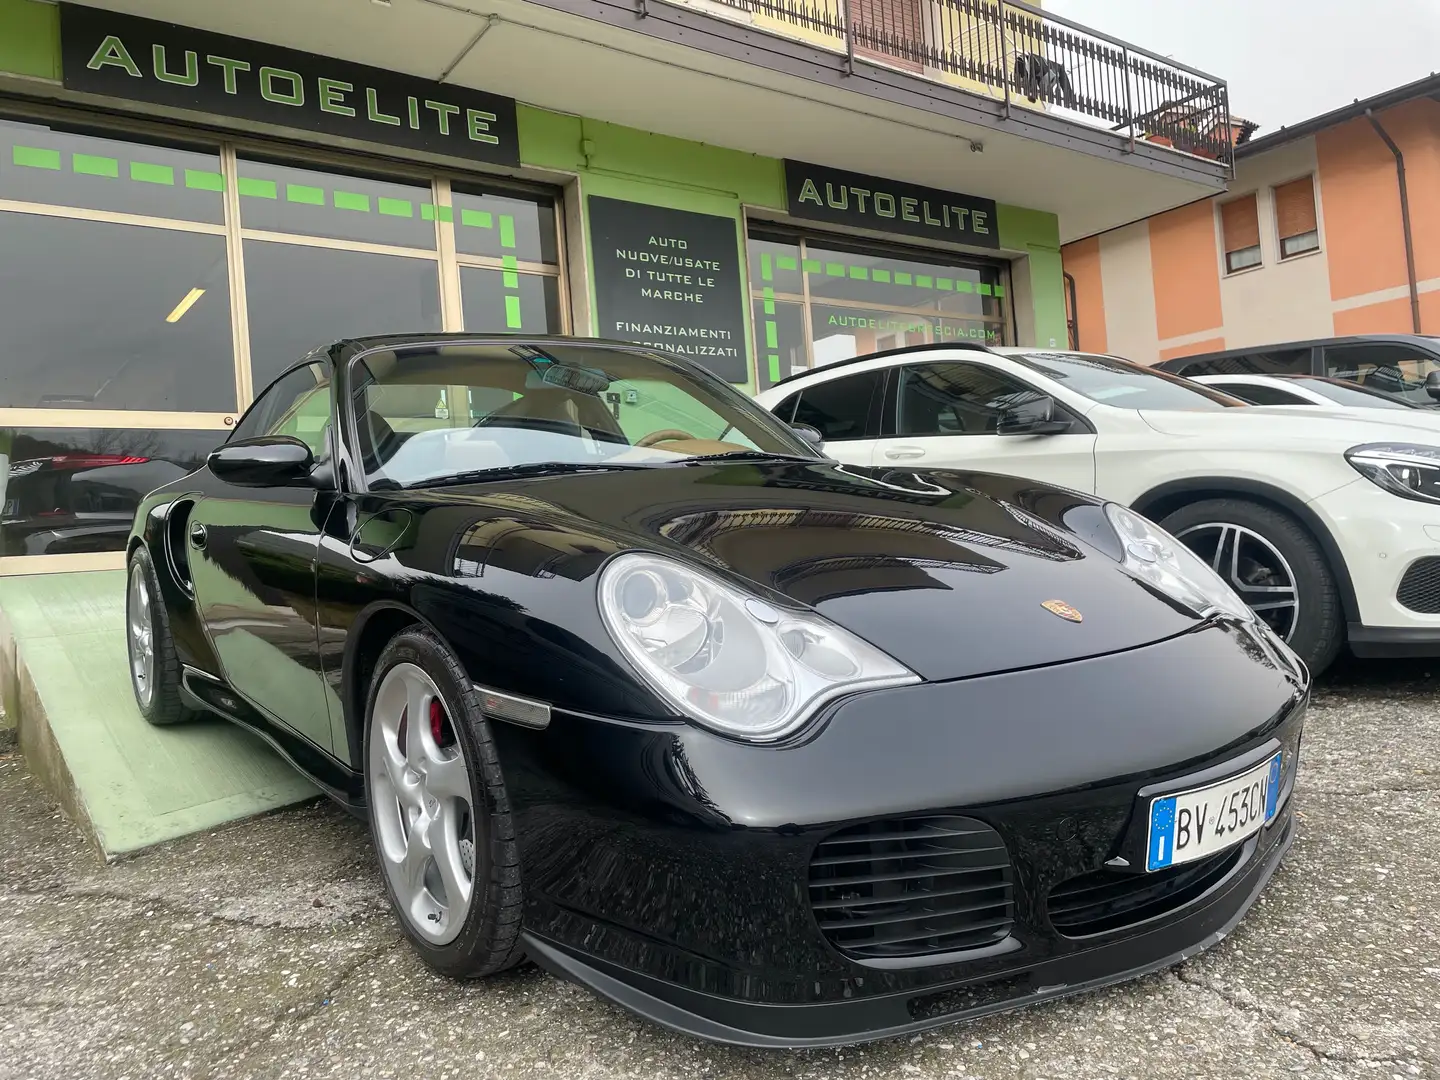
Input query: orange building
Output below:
<box><xmin>1062</xmin><ymin>75</ymin><xmax>1440</xmax><ymax>364</ymax></box>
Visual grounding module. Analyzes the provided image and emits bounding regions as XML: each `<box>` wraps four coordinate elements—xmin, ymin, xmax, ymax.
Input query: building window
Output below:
<box><xmin>747</xmin><ymin>228</ymin><xmax>1008</xmax><ymax>390</ymax></box>
<box><xmin>1274</xmin><ymin>177</ymin><xmax>1320</xmax><ymax>259</ymax></box>
<box><xmin>1220</xmin><ymin>194</ymin><xmax>1261</xmax><ymax>273</ymax></box>
<box><xmin>0</xmin><ymin>106</ymin><xmax>565</xmax><ymax>569</ymax></box>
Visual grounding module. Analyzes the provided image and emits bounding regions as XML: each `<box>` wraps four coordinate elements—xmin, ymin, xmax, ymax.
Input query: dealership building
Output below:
<box><xmin>0</xmin><ymin>0</ymin><xmax>1234</xmax><ymax>574</ymax></box>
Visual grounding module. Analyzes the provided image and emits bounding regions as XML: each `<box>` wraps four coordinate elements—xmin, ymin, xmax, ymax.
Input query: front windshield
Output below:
<box><xmin>1012</xmin><ymin>352</ymin><xmax>1242</xmax><ymax>411</ymax></box>
<box><xmin>1290</xmin><ymin>377</ymin><xmax>1418</xmax><ymax>410</ymax></box>
<box><xmin>349</xmin><ymin>342</ymin><xmax>815</xmax><ymax>488</ymax></box>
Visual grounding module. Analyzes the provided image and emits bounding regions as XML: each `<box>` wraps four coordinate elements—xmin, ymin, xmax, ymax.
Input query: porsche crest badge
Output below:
<box><xmin>1041</xmin><ymin>599</ymin><xmax>1083</xmax><ymax>623</ymax></box>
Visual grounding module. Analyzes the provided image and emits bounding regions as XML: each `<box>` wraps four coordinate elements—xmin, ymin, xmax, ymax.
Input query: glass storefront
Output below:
<box><xmin>0</xmin><ymin>109</ymin><xmax>565</xmax><ymax>566</ymax></box>
<box><xmin>747</xmin><ymin>226</ymin><xmax>1008</xmax><ymax>390</ymax></box>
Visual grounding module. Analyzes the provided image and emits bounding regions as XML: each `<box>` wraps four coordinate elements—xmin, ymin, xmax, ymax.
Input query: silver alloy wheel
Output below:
<box><xmin>368</xmin><ymin>662</ymin><xmax>475</xmax><ymax>945</ymax></box>
<box><xmin>127</xmin><ymin>561</ymin><xmax>155</xmax><ymax>710</ymax></box>
<box><xmin>1174</xmin><ymin>522</ymin><xmax>1301</xmax><ymax>642</ymax></box>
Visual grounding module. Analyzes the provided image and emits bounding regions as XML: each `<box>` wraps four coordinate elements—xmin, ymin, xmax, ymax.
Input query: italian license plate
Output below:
<box><xmin>1146</xmin><ymin>752</ymin><xmax>1282</xmax><ymax>872</ymax></box>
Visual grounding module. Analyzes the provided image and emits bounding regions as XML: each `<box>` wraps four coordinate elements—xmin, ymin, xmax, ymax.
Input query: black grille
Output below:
<box><xmin>1397</xmin><ymin>557</ymin><xmax>1440</xmax><ymax>613</ymax></box>
<box><xmin>1046</xmin><ymin>846</ymin><xmax>1244</xmax><ymax>937</ymax></box>
<box><xmin>807</xmin><ymin>815</ymin><xmax>1013</xmax><ymax>960</ymax></box>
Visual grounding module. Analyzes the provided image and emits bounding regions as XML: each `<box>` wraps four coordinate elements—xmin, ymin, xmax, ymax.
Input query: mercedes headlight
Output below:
<box><xmin>1346</xmin><ymin>443</ymin><xmax>1440</xmax><ymax>504</ymax></box>
<box><xmin>599</xmin><ymin>553</ymin><xmax>918</xmax><ymax>741</ymax></box>
<box><xmin>1104</xmin><ymin>503</ymin><xmax>1253</xmax><ymax>623</ymax></box>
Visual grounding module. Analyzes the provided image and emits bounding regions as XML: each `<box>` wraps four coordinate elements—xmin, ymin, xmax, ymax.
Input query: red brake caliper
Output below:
<box><xmin>430</xmin><ymin>698</ymin><xmax>454</xmax><ymax>747</ymax></box>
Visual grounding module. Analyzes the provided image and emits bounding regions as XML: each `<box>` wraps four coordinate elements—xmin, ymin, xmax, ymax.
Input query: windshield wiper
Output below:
<box><xmin>680</xmin><ymin>450</ymin><xmax>820</xmax><ymax>464</ymax></box>
<box><xmin>402</xmin><ymin>461</ymin><xmax>655</xmax><ymax>489</ymax></box>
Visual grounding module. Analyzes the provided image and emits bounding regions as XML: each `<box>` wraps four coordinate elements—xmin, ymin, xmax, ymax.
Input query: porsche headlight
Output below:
<box><xmin>1104</xmin><ymin>503</ymin><xmax>1253</xmax><ymax>623</ymax></box>
<box><xmin>599</xmin><ymin>553</ymin><xmax>918</xmax><ymax>741</ymax></box>
<box><xmin>1346</xmin><ymin>443</ymin><xmax>1440</xmax><ymax>504</ymax></box>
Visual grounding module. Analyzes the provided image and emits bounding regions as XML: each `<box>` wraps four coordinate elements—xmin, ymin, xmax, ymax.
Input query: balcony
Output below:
<box><xmin>672</xmin><ymin>0</ymin><xmax>1236</xmax><ymax>165</ymax></box>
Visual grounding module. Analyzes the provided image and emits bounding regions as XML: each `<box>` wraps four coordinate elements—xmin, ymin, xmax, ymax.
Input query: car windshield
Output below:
<box><xmin>349</xmin><ymin>341</ymin><xmax>816</xmax><ymax>488</ymax></box>
<box><xmin>1287</xmin><ymin>377</ymin><xmax>1418</xmax><ymax>410</ymax></box>
<box><xmin>1012</xmin><ymin>352</ymin><xmax>1242</xmax><ymax>411</ymax></box>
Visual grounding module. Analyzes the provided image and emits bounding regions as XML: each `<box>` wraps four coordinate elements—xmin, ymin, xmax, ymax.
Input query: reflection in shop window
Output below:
<box><xmin>0</xmin><ymin>427</ymin><xmax>221</xmax><ymax>557</ymax></box>
<box><xmin>451</xmin><ymin>185</ymin><xmax>559</xmax><ymax>264</ymax></box>
<box><xmin>236</xmin><ymin>158</ymin><xmax>437</xmax><ymax>249</ymax></box>
<box><xmin>751</xmin><ymin>298</ymin><xmax>806</xmax><ymax>385</ymax></box>
<box><xmin>0</xmin><ymin>116</ymin><xmax>225</xmax><ymax>223</ymax></box>
<box><xmin>459</xmin><ymin>267</ymin><xmax>561</xmax><ymax>334</ymax></box>
<box><xmin>243</xmin><ymin>240</ymin><xmax>442</xmax><ymax>392</ymax></box>
<box><xmin>0</xmin><ymin>213</ymin><xmax>236</xmax><ymax>412</ymax></box>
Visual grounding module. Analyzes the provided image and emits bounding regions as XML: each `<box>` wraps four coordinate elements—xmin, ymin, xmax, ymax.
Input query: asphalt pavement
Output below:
<box><xmin>1</xmin><ymin>654</ymin><xmax>1436</xmax><ymax>1080</ymax></box>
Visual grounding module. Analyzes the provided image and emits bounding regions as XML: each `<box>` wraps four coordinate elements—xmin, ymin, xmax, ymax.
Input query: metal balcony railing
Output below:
<box><xmin>684</xmin><ymin>0</ymin><xmax>1234</xmax><ymax>165</ymax></box>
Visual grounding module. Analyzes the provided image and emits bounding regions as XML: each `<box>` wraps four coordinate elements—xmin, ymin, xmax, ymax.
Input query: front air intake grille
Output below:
<box><xmin>807</xmin><ymin>815</ymin><xmax>1014</xmax><ymax>960</ymax></box>
<box><xmin>1046</xmin><ymin>846</ymin><xmax>1244</xmax><ymax>937</ymax></box>
<box><xmin>1397</xmin><ymin>557</ymin><xmax>1440</xmax><ymax>613</ymax></box>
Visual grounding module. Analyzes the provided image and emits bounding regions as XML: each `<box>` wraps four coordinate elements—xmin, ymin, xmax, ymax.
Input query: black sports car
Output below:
<box><xmin>125</xmin><ymin>335</ymin><xmax>1307</xmax><ymax>1047</ymax></box>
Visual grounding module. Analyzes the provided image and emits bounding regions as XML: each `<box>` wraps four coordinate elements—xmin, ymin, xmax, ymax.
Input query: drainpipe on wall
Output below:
<box><xmin>1365</xmin><ymin>108</ymin><xmax>1421</xmax><ymax>334</ymax></box>
<box><xmin>1063</xmin><ymin>271</ymin><xmax>1079</xmax><ymax>350</ymax></box>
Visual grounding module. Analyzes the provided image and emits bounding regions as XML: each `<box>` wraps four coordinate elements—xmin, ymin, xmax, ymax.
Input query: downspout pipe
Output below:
<box><xmin>1063</xmin><ymin>271</ymin><xmax>1080</xmax><ymax>350</ymax></box>
<box><xmin>1365</xmin><ymin>108</ymin><xmax>1421</xmax><ymax>333</ymax></box>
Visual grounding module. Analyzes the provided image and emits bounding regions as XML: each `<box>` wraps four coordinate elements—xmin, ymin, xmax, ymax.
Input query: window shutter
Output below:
<box><xmin>1274</xmin><ymin>178</ymin><xmax>1318</xmax><ymax>240</ymax></box>
<box><xmin>1220</xmin><ymin>195</ymin><xmax>1260</xmax><ymax>254</ymax></box>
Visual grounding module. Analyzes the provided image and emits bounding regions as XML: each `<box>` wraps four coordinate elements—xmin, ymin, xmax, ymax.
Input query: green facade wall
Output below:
<box><xmin>0</xmin><ymin>0</ymin><xmax>60</xmax><ymax>81</ymax></box>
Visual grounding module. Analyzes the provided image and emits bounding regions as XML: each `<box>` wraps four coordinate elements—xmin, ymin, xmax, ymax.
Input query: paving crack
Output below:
<box><xmin>1173</xmin><ymin>967</ymin><xmax>1412</xmax><ymax>1069</ymax></box>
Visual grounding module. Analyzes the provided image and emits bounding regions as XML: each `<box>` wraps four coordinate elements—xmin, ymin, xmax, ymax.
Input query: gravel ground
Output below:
<box><xmin>1</xmin><ymin>655</ymin><xmax>1437</xmax><ymax>1080</ymax></box>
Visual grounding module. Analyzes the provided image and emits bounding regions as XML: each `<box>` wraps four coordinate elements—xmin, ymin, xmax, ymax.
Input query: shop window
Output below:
<box><xmin>460</xmin><ymin>266</ymin><xmax>562</xmax><ymax>334</ymax></box>
<box><xmin>0</xmin><ymin>116</ymin><xmax>224</xmax><ymax>223</ymax></box>
<box><xmin>1220</xmin><ymin>194</ymin><xmax>1261</xmax><ymax>273</ymax></box>
<box><xmin>747</xmin><ymin>228</ymin><xmax>1007</xmax><ymax>384</ymax></box>
<box><xmin>788</xmin><ymin>370</ymin><xmax>883</xmax><ymax>441</ymax></box>
<box><xmin>0</xmin><ymin>213</ymin><xmax>235</xmax><ymax>412</ymax></box>
<box><xmin>451</xmin><ymin>185</ymin><xmax>559</xmax><ymax>264</ymax></box>
<box><xmin>236</xmin><ymin>158</ymin><xmax>436</xmax><ymax>249</ymax></box>
<box><xmin>1274</xmin><ymin>177</ymin><xmax>1319</xmax><ymax>259</ymax></box>
<box><xmin>243</xmin><ymin>240</ymin><xmax>442</xmax><ymax>391</ymax></box>
<box><xmin>0</xmin><ymin>427</ymin><xmax>223</xmax><ymax>557</ymax></box>
<box><xmin>896</xmin><ymin>363</ymin><xmax>1049</xmax><ymax>436</ymax></box>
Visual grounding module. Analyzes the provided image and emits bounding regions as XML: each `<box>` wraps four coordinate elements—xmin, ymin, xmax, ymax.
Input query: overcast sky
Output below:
<box><xmin>1046</xmin><ymin>0</ymin><xmax>1440</xmax><ymax>133</ymax></box>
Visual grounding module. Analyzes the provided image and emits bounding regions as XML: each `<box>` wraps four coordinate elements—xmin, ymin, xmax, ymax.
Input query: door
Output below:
<box><xmin>187</xmin><ymin>360</ymin><xmax>338</xmax><ymax>751</ymax></box>
<box><xmin>774</xmin><ymin>368</ymin><xmax>887</xmax><ymax>469</ymax></box>
<box><xmin>871</xmin><ymin>361</ymin><xmax>1096</xmax><ymax>491</ymax></box>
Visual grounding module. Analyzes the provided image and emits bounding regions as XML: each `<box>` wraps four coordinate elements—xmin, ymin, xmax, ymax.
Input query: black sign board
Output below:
<box><xmin>60</xmin><ymin>4</ymin><xmax>519</xmax><ymax>166</ymax></box>
<box><xmin>588</xmin><ymin>196</ymin><xmax>749</xmax><ymax>383</ymax></box>
<box><xmin>784</xmin><ymin>160</ymin><xmax>999</xmax><ymax>249</ymax></box>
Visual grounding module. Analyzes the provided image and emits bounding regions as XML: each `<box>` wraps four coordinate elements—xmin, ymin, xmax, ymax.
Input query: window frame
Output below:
<box><xmin>787</xmin><ymin>367</ymin><xmax>887</xmax><ymax>443</ymax></box>
<box><xmin>1218</xmin><ymin>192</ymin><xmax>1263</xmax><ymax>276</ymax></box>
<box><xmin>1272</xmin><ymin>174</ymin><xmax>1322</xmax><ymax>261</ymax></box>
<box><xmin>0</xmin><ymin>98</ymin><xmax>568</xmax><ymax>574</ymax></box>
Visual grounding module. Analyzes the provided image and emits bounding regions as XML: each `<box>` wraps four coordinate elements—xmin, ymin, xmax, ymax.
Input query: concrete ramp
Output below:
<box><xmin>0</xmin><ymin>570</ymin><xmax>318</xmax><ymax>859</ymax></box>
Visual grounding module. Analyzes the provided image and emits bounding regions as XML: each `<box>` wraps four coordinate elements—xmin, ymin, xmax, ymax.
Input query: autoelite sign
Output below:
<box><xmin>784</xmin><ymin>160</ymin><xmax>999</xmax><ymax>249</ymax></box>
<box><xmin>59</xmin><ymin>4</ymin><xmax>520</xmax><ymax>167</ymax></box>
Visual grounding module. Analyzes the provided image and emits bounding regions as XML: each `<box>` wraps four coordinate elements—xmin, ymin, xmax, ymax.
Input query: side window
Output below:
<box><xmin>1324</xmin><ymin>344</ymin><xmax>1440</xmax><ymax>396</ymax></box>
<box><xmin>791</xmin><ymin>370</ymin><xmax>882</xmax><ymax>441</ymax></box>
<box><xmin>1223</xmin><ymin>383</ymin><xmax>1311</xmax><ymax>406</ymax></box>
<box><xmin>229</xmin><ymin>362</ymin><xmax>333</xmax><ymax>458</ymax></box>
<box><xmin>771</xmin><ymin>393</ymin><xmax>801</xmax><ymax>424</ymax></box>
<box><xmin>1190</xmin><ymin>349</ymin><xmax>1310</xmax><ymax>376</ymax></box>
<box><xmin>896</xmin><ymin>362</ymin><xmax>1054</xmax><ymax>436</ymax></box>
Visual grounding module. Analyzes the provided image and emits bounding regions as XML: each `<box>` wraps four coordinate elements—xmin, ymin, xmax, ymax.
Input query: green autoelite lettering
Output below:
<box><xmin>152</xmin><ymin>45</ymin><xmax>198</xmax><ymax>86</ymax></box>
<box><xmin>318</xmin><ymin>78</ymin><xmax>356</xmax><ymax>116</ymax></box>
<box><xmin>207</xmin><ymin>56</ymin><xmax>251</xmax><ymax>94</ymax></box>
<box><xmin>366</xmin><ymin>88</ymin><xmax>402</xmax><ymax>126</ymax></box>
<box><xmin>259</xmin><ymin>66</ymin><xmax>304</xmax><ymax>106</ymax></box>
<box><xmin>87</xmin><ymin>35</ymin><xmax>142</xmax><ymax>78</ymax></box>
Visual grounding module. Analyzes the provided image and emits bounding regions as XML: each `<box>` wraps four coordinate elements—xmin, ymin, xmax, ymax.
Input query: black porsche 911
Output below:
<box><xmin>124</xmin><ymin>335</ymin><xmax>1307</xmax><ymax>1047</ymax></box>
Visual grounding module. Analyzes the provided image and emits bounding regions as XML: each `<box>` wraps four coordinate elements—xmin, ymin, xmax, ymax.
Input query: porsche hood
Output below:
<box><xmin>439</xmin><ymin>460</ymin><xmax>1209</xmax><ymax>683</ymax></box>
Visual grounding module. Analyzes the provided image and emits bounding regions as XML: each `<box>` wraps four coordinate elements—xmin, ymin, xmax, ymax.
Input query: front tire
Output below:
<box><xmin>1159</xmin><ymin>498</ymin><xmax>1343</xmax><ymax>673</ymax></box>
<box><xmin>363</xmin><ymin>626</ymin><xmax>526</xmax><ymax>978</ymax></box>
<box><xmin>126</xmin><ymin>547</ymin><xmax>194</xmax><ymax>725</ymax></box>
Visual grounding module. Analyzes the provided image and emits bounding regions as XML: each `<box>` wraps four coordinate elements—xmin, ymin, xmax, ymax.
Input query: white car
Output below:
<box><xmin>756</xmin><ymin>345</ymin><xmax>1440</xmax><ymax>673</ymax></box>
<box><xmin>1192</xmin><ymin>372</ymin><xmax>1440</xmax><ymax>422</ymax></box>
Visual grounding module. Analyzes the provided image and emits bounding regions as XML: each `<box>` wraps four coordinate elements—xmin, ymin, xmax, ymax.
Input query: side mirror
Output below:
<box><xmin>1424</xmin><ymin>370</ymin><xmax>1440</xmax><ymax>401</ymax></box>
<box><xmin>208</xmin><ymin>436</ymin><xmax>315</xmax><ymax>487</ymax></box>
<box><xmin>997</xmin><ymin>395</ymin><xmax>1072</xmax><ymax>436</ymax></box>
<box><xmin>791</xmin><ymin>423</ymin><xmax>825</xmax><ymax>451</ymax></box>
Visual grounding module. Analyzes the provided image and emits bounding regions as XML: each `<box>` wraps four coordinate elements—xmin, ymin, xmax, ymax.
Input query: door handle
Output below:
<box><xmin>189</xmin><ymin>522</ymin><xmax>207</xmax><ymax>550</ymax></box>
<box><xmin>884</xmin><ymin>446</ymin><xmax>926</xmax><ymax>460</ymax></box>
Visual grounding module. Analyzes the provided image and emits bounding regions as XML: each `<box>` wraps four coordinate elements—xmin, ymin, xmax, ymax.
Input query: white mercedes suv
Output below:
<box><xmin>756</xmin><ymin>344</ymin><xmax>1440</xmax><ymax>673</ymax></box>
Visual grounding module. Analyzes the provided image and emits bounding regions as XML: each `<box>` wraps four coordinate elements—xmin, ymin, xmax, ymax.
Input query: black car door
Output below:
<box><xmin>187</xmin><ymin>360</ymin><xmax>341</xmax><ymax>753</ymax></box>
